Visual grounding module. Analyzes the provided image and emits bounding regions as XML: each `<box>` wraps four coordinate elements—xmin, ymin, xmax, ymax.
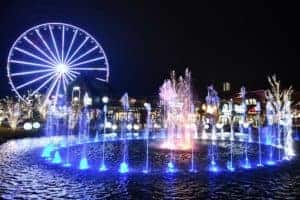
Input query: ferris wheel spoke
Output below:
<box><xmin>62</xmin><ymin>76</ymin><xmax>68</xmax><ymax>93</ymax></box>
<box><xmin>61</xmin><ymin>25</ymin><xmax>65</xmax><ymax>63</ymax></box>
<box><xmin>14</xmin><ymin>46</ymin><xmax>55</xmax><ymax>67</ymax></box>
<box><xmin>66</xmin><ymin>36</ymin><xmax>89</xmax><ymax>64</ymax></box>
<box><xmin>15</xmin><ymin>71</ymin><xmax>55</xmax><ymax>90</ymax></box>
<box><xmin>43</xmin><ymin>75</ymin><xmax>60</xmax><ymax>105</ymax></box>
<box><xmin>9</xmin><ymin>60</ymin><xmax>55</xmax><ymax>69</ymax></box>
<box><xmin>69</xmin><ymin>56</ymin><xmax>105</xmax><ymax>68</ymax></box>
<box><xmin>68</xmin><ymin>45</ymin><xmax>99</xmax><ymax>65</ymax></box>
<box><xmin>31</xmin><ymin>73</ymin><xmax>57</xmax><ymax>96</ymax></box>
<box><xmin>48</xmin><ymin>24</ymin><xmax>61</xmax><ymax>62</ymax></box>
<box><xmin>69</xmin><ymin>70</ymin><xmax>80</xmax><ymax>75</ymax></box>
<box><xmin>10</xmin><ymin>68</ymin><xmax>54</xmax><ymax>77</ymax></box>
<box><xmin>71</xmin><ymin>67</ymin><xmax>107</xmax><ymax>71</ymax></box>
<box><xmin>64</xmin><ymin>29</ymin><xmax>78</xmax><ymax>63</ymax></box>
<box><xmin>63</xmin><ymin>74</ymin><xmax>70</xmax><ymax>84</ymax></box>
<box><xmin>35</xmin><ymin>29</ymin><xmax>60</xmax><ymax>64</ymax></box>
<box><xmin>54</xmin><ymin>77</ymin><xmax>62</xmax><ymax>98</ymax></box>
<box><xmin>23</xmin><ymin>36</ymin><xmax>58</xmax><ymax>65</ymax></box>
<box><xmin>66</xmin><ymin>71</ymin><xmax>77</xmax><ymax>80</ymax></box>
<box><xmin>65</xmin><ymin>73</ymin><xmax>75</xmax><ymax>82</ymax></box>
<box><xmin>96</xmin><ymin>77</ymin><xmax>107</xmax><ymax>82</ymax></box>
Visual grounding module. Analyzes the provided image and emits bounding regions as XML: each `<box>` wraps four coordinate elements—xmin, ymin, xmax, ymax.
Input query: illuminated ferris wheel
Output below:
<box><xmin>7</xmin><ymin>22</ymin><xmax>109</xmax><ymax>104</ymax></box>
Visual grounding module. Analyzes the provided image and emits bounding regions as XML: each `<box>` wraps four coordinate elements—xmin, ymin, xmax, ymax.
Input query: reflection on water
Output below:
<box><xmin>0</xmin><ymin>137</ymin><xmax>299</xmax><ymax>199</ymax></box>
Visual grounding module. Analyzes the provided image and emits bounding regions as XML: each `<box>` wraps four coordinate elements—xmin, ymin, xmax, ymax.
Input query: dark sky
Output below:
<box><xmin>0</xmin><ymin>0</ymin><xmax>299</xmax><ymax>98</ymax></box>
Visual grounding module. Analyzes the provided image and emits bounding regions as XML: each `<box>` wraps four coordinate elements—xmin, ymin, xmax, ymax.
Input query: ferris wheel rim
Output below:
<box><xmin>7</xmin><ymin>22</ymin><xmax>110</xmax><ymax>103</ymax></box>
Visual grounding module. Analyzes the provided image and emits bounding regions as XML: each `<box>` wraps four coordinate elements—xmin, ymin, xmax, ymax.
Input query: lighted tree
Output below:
<box><xmin>265</xmin><ymin>75</ymin><xmax>295</xmax><ymax>158</ymax></box>
<box><xmin>4</xmin><ymin>98</ymin><xmax>21</xmax><ymax>130</ymax></box>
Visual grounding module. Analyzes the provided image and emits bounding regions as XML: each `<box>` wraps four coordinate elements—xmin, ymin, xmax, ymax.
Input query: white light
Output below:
<box><xmin>56</xmin><ymin>63</ymin><xmax>69</xmax><ymax>74</ymax></box>
<box><xmin>102</xmin><ymin>96</ymin><xmax>109</xmax><ymax>104</ymax></box>
<box><xmin>204</xmin><ymin>124</ymin><xmax>209</xmax><ymax>129</ymax></box>
<box><xmin>112</xmin><ymin>124</ymin><xmax>118</xmax><ymax>130</ymax></box>
<box><xmin>133</xmin><ymin>124</ymin><xmax>140</xmax><ymax>131</ymax></box>
<box><xmin>144</xmin><ymin>102</ymin><xmax>151</xmax><ymax>111</ymax></box>
<box><xmin>105</xmin><ymin>121</ymin><xmax>112</xmax><ymax>128</ymax></box>
<box><xmin>83</xmin><ymin>93</ymin><xmax>92</xmax><ymax>106</ymax></box>
<box><xmin>73</xmin><ymin>86</ymin><xmax>80</xmax><ymax>91</ymax></box>
<box><xmin>153</xmin><ymin>123</ymin><xmax>160</xmax><ymax>129</ymax></box>
<box><xmin>243</xmin><ymin>122</ymin><xmax>249</xmax><ymax>128</ymax></box>
<box><xmin>24</xmin><ymin>122</ymin><xmax>32</xmax><ymax>130</ymax></box>
<box><xmin>32</xmin><ymin>122</ymin><xmax>40</xmax><ymax>129</ymax></box>
<box><xmin>127</xmin><ymin>124</ymin><xmax>132</xmax><ymax>130</ymax></box>
<box><xmin>216</xmin><ymin>123</ymin><xmax>223</xmax><ymax>129</ymax></box>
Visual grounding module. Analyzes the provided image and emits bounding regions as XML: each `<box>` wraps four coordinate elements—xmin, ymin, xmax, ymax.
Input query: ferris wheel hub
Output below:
<box><xmin>55</xmin><ymin>63</ymin><xmax>69</xmax><ymax>74</ymax></box>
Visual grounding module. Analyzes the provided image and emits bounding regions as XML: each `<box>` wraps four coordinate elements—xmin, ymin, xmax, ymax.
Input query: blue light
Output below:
<box><xmin>60</xmin><ymin>141</ymin><xmax>67</xmax><ymax>148</ymax></box>
<box><xmin>99</xmin><ymin>164</ymin><xmax>107</xmax><ymax>172</ymax></box>
<box><xmin>79</xmin><ymin>157</ymin><xmax>89</xmax><ymax>170</ymax></box>
<box><xmin>119</xmin><ymin>162</ymin><xmax>129</xmax><ymax>173</ymax></box>
<box><xmin>266</xmin><ymin>135</ymin><xmax>272</xmax><ymax>145</ymax></box>
<box><xmin>167</xmin><ymin>161</ymin><xmax>175</xmax><ymax>173</ymax></box>
<box><xmin>52</xmin><ymin>151</ymin><xmax>62</xmax><ymax>164</ymax></box>
<box><xmin>189</xmin><ymin>168</ymin><xmax>197</xmax><ymax>173</ymax></box>
<box><xmin>257</xmin><ymin>163</ymin><xmax>264</xmax><ymax>167</ymax></box>
<box><xmin>226</xmin><ymin>162</ymin><xmax>235</xmax><ymax>172</ymax></box>
<box><xmin>142</xmin><ymin>169</ymin><xmax>149</xmax><ymax>174</ymax></box>
<box><xmin>41</xmin><ymin>144</ymin><xmax>54</xmax><ymax>158</ymax></box>
<box><xmin>242</xmin><ymin>158</ymin><xmax>251</xmax><ymax>169</ymax></box>
<box><xmin>266</xmin><ymin>160</ymin><xmax>276</xmax><ymax>166</ymax></box>
<box><xmin>63</xmin><ymin>163</ymin><xmax>71</xmax><ymax>167</ymax></box>
<box><xmin>209</xmin><ymin>164</ymin><xmax>219</xmax><ymax>172</ymax></box>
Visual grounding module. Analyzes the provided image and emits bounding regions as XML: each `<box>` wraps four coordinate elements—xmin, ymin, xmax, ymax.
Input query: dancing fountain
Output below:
<box><xmin>159</xmin><ymin>69</ymin><xmax>197</xmax><ymax>172</ymax></box>
<box><xmin>39</xmin><ymin>73</ymin><xmax>296</xmax><ymax>175</ymax></box>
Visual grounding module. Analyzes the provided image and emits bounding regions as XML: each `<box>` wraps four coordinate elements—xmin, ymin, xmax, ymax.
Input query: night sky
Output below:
<box><xmin>0</xmin><ymin>0</ymin><xmax>299</xmax><ymax>98</ymax></box>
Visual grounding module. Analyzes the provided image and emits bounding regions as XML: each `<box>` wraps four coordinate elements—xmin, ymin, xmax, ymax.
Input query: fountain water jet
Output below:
<box><xmin>119</xmin><ymin>93</ymin><xmax>130</xmax><ymax>173</ymax></box>
<box><xmin>159</xmin><ymin>69</ymin><xmax>196</xmax><ymax>150</ymax></box>
<box><xmin>205</xmin><ymin>85</ymin><xmax>220</xmax><ymax>172</ymax></box>
<box><xmin>78</xmin><ymin>93</ymin><xmax>91</xmax><ymax>170</ymax></box>
<box><xmin>99</xmin><ymin>98</ymin><xmax>108</xmax><ymax>172</ymax></box>
<box><xmin>143</xmin><ymin>103</ymin><xmax>151</xmax><ymax>173</ymax></box>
